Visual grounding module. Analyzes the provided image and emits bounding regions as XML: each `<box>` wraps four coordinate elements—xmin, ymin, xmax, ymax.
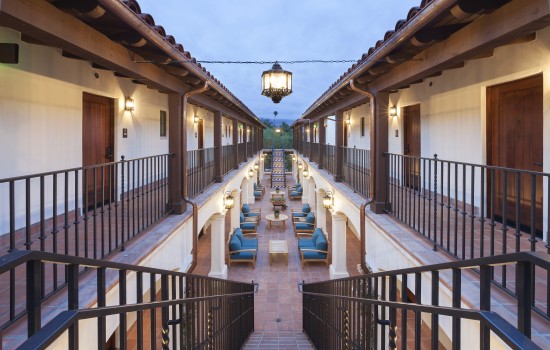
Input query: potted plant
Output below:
<box><xmin>274</xmin><ymin>209</ymin><xmax>280</xmax><ymax>218</ymax></box>
<box><xmin>275</xmin><ymin>186</ymin><xmax>280</xmax><ymax>193</ymax></box>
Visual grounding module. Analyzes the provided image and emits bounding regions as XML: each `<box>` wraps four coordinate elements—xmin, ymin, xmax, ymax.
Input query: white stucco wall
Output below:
<box><xmin>345</xmin><ymin>104</ymin><xmax>371</xmax><ymax>149</ymax></box>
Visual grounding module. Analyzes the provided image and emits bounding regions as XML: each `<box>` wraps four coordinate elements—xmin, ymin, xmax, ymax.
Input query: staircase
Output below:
<box><xmin>242</xmin><ymin>331</ymin><xmax>315</xmax><ymax>349</ymax></box>
<box><xmin>270</xmin><ymin>149</ymin><xmax>287</xmax><ymax>188</ymax></box>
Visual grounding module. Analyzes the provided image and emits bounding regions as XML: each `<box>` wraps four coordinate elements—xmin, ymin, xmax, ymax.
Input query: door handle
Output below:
<box><xmin>533</xmin><ymin>162</ymin><xmax>543</xmax><ymax>166</ymax></box>
<box><xmin>105</xmin><ymin>146</ymin><xmax>113</xmax><ymax>160</ymax></box>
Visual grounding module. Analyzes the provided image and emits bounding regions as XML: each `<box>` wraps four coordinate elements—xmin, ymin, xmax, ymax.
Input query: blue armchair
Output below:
<box><xmin>227</xmin><ymin>228</ymin><xmax>258</xmax><ymax>268</ymax></box>
<box><xmin>293</xmin><ymin>212</ymin><xmax>316</xmax><ymax>235</ymax></box>
<box><xmin>253</xmin><ymin>182</ymin><xmax>264</xmax><ymax>199</ymax></box>
<box><xmin>240</xmin><ymin>212</ymin><xmax>258</xmax><ymax>233</ymax></box>
<box><xmin>242</xmin><ymin>203</ymin><xmax>262</xmax><ymax>222</ymax></box>
<box><xmin>297</xmin><ymin>228</ymin><xmax>329</xmax><ymax>266</ymax></box>
<box><xmin>289</xmin><ymin>185</ymin><xmax>303</xmax><ymax>200</ymax></box>
<box><xmin>292</xmin><ymin>203</ymin><xmax>311</xmax><ymax>219</ymax></box>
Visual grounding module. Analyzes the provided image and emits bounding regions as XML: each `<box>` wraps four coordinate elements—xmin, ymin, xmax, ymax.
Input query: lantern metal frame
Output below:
<box><xmin>124</xmin><ymin>97</ymin><xmax>135</xmax><ymax>111</ymax></box>
<box><xmin>261</xmin><ymin>62</ymin><xmax>292</xmax><ymax>103</ymax></box>
<box><xmin>224</xmin><ymin>191</ymin><xmax>235</xmax><ymax>209</ymax></box>
<box><xmin>323</xmin><ymin>191</ymin><xmax>333</xmax><ymax>209</ymax></box>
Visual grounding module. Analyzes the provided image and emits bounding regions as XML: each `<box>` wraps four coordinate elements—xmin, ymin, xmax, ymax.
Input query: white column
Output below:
<box><xmin>308</xmin><ymin>179</ymin><xmax>316</xmax><ymax>206</ymax></box>
<box><xmin>302</xmin><ymin>177</ymin><xmax>309</xmax><ymax>204</ymax></box>
<box><xmin>247</xmin><ymin>177</ymin><xmax>255</xmax><ymax>203</ymax></box>
<box><xmin>208</xmin><ymin>213</ymin><xmax>228</xmax><ymax>279</ymax></box>
<box><xmin>230</xmin><ymin>190</ymin><xmax>241</xmax><ymax>230</ymax></box>
<box><xmin>316</xmin><ymin>189</ymin><xmax>326</xmax><ymax>231</ymax></box>
<box><xmin>330</xmin><ymin>213</ymin><xmax>349</xmax><ymax>279</ymax></box>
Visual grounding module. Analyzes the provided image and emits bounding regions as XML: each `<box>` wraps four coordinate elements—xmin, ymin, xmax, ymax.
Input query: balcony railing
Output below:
<box><xmin>1</xmin><ymin>250</ymin><xmax>257</xmax><ymax>349</ymax></box>
<box><xmin>310</xmin><ymin>143</ymin><xmax>319</xmax><ymax>164</ymax></box>
<box><xmin>221</xmin><ymin>144</ymin><xmax>235</xmax><ymax>175</ymax></box>
<box><xmin>237</xmin><ymin>143</ymin><xmax>246</xmax><ymax>164</ymax></box>
<box><xmin>300</xmin><ymin>252</ymin><xmax>548</xmax><ymax>350</ymax></box>
<box><xmin>322</xmin><ymin>144</ymin><xmax>336</xmax><ymax>175</ymax></box>
<box><xmin>342</xmin><ymin>146</ymin><xmax>371</xmax><ymax>198</ymax></box>
<box><xmin>187</xmin><ymin>147</ymin><xmax>215</xmax><ymax>197</ymax></box>
<box><xmin>385</xmin><ymin>153</ymin><xmax>550</xmax><ymax>316</ymax></box>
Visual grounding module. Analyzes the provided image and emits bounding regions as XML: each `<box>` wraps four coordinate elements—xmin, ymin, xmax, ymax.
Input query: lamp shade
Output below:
<box><xmin>261</xmin><ymin>63</ymin><xmax>292</xmax><ymax>103</ymax></box>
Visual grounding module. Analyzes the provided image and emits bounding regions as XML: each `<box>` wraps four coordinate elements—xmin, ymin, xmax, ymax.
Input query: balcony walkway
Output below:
<box><xmin>191</xmin><ymin>176</ymin><xmax>363</xmax><ymax>349</ymax></box>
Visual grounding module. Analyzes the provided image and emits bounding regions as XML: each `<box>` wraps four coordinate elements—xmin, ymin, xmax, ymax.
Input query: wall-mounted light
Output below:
<box><xmin>323</xmin><ymin>191</ymin><xmax>333</xmax><ymax>209</ymax></box>
<box><xmin>302</xmin><ymin>168</ymin><xmax>309</xmax><ymax>178</ymax></box>
<box><xmin>346</xmin><ymin>117</ymin><xmax>351</xmax><ymax>126</ymax></box>
<box><xmin>389</xmin><ymin>106</ymin><xmax>397</xmax><ymax>118</ymax></box>
<box><xmin>305</xmin><ymin>127</ymin><xmax>310</xmax><ymax>133</ymax></box>
<box><xmin>248</xmin><ymin>168</ymin><xmax>254</xmax><ymax>178</ymax></box>
<box><xmin>253</xmin><ymin>163</ymin><xmax>259</xmax><ymax>170</ymax></box>
<box><xmin>297</xmin><ymin>162</ymin><xmax>303</xmax><ymax>170</ymax></box>
<box><xmin>224</xmin><ymin>191</ymin><xmax>234</xmax><ymax>209</ymax></box>
<box><xmin>313</xmin><ymin>123</ymin><xmax>318</xmax><ymax>129</ymax></box>
<box><xmin>239</xmin><ymin>124</ymin><xmax>244</xmax><ymax>129</ymax></box>
<box><xmin>261</xmin><ymin>153</ymin><xmax>265</xmax><ymax>160</ymax></box>
<box><xmin>124</xmin><ymin>97</ymin><xmax>135</xmax><ymax>111</ymax></box>
<box><xmin>193</xmin><ymin>115</ymin><xmax>199</xmax><ymax>124</ymax></box>
<box><xmin>292</xmin><ymin>155</ymin><xmax>296</xmax><ymax>161</ymax></box>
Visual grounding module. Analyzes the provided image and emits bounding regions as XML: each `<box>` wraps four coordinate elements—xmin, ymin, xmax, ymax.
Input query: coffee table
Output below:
<box><xmin>265</xmin><ymin>213</ymin><xmax>288</xmax><ymax>228</ymax></box>
<box><xmin>269</xmin><ymin>240</ymin><xmax>289</xmax><ymax>265</ymax></box>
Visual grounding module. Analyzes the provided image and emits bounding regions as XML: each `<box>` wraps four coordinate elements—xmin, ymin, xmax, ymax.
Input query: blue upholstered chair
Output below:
<box><xmin>297</xmin><ymin>228</ymin><xmax>329</xmax><ymax>266</ymax></box>
<box><xmin>242</xmin><ymin>203</ymin><xmax>262</xmax><ymax>222</ymax></box>
<box><xmin>289</xmin><ymin>185</ymin><xmax>303</xmax><ymax>200</ymax></box>
<box><xmin>253</xmin><ymin>183</ymin><xmax>264</xmax><ymax>199</ymax></box>
<box><xmin>240</xmin><ymin>211</ymin><xmax>258</xmax><ymax>233</ymax></box>
<box><xmin>292</xmin><ymin>203</ymin><xmax>311</xmax><ymax>218</ymax></box>
<box><xmin>227</xmin><ymin>228</ymin><xmax>258</xmax><ymax>268</ymax></box>
<box><xmin>293</xmin><ymin>212</ymin><xmax>315</xmax><ymax>235</ymax></box>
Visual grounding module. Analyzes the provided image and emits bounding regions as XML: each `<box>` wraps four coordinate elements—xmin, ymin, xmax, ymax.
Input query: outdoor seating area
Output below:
<box><xmin>227</xmin><ymin>228</ymin><xmax>259</xmax><ymax>268</ymax></box>
<box><xmin>288</xmin><ymin>184</ymin><xmax>303</xmax><ymax>200</ymax></box>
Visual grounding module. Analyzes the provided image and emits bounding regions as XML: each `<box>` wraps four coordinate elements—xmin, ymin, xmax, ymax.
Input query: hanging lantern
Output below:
<box><xmin>323</xmin><ymin>192</ymin><xmax>333</xmax><ymax>209</ymax></box>
<box><xmin>248</xmin><ymin>168</ymin><xmax>254</xmax><ymax>178</ymax></box>
<box><xmin>261</xmin><ymin>62</ymin><xmax>292</xmax><ymax>103</ymax></box>
<box><xmin>253</xmin><ymin>163</ymin><xmax>259</xmax><ymax>170</ymax></box>
<box><xmin>224</xmin><ymin>192</ymin><xmax>234</xmax><ymax>209</ymax></box>
<box><xmin>302</xmin><ymin>169</ymin><xmax>309</xmax><ymax>178</ymax></box>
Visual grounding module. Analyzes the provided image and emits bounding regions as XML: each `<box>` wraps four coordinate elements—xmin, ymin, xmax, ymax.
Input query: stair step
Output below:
<box><xmin>242</xmin><ymin>331</ymin><xmax>315</xmax><ymax>350</ymax></box>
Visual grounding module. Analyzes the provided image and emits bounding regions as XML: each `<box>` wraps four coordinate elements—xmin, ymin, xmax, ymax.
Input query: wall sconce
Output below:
<box><xmin>346</xmin><ymin>117</ymin><xmax>351</xmax><ymax>126</ymax></box>
<box><xmin>323</xmin><ymin>191</ymin><xmax>333</xmax><ymax>209</ymax></box>
<box><xmin>297</xmin><ymin>162</ymin><xmax>303</xmax><ymax>170</ymax></box>
<box><xmin>248</xmin><ymin>168</ymin><xmax>254</xmax><ymax>178</ymax></box>
<box><xmin>124</xmin><ymin>97</ymin><xmax>135</xmax><ymax>111</ymax></box>
<box><xmin>253</xmin><ymin>163</ymin><xmax>259</xmax><ymax>170</ymax></box>
<box><xmin>193</xmin><ymin>115</ymin><xmax>199</xmax><ymax>124</ymax></box>
<box><xmin>302</xmin><ymin>168</ymin><xmax>309</xmax><ymax>178</ymax></box>
<box><xmin>261</xmin><ymin>153</ymin><xmax>265</xmax><ymax>160</ymax></box>
<box><xmin>239</xmin><ymin>124</ymin><xmax>244</xmax><ymax>129</ymax></box>
<box><xmin>292</xmin><ymin>155</ymin><xmax>296</xmax><ymax>161</ymax></box>
<box><xmin>305</xmin><ymin>127</ymin><xmax>310</xmax><ymax>133</ymax></box>
<box><xmin>313</xmin><ymin>123</ymin><xmax>318</xmax><ymax>129</ymax></box>
<box><xmin>224</xmin><ymin>191</ymin><xmax>234</xmax><ymax>209</ymax></box>
<box><xmin>389</xmin><ymin>106</ymin><xmax>397</xmax><ymax>118</ymax></box>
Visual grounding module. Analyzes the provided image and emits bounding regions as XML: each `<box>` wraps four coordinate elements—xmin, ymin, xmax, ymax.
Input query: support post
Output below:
<box><xmin>318</xmin><ymin>117</ymin><xmax>326</xmax><ymax>169</ymax></box>
<box><xmin>330</xmin><ymin>213</ymin><xmax>349</xmax><ymax>279</ymax></box>
<box><xmin>233</xmin><ymin>119</ymin><xmax>239</xmax><ymax>169</ymax></box>
<box><xmin>214</xmin><ymin>111</ymin><xmax>223</xmax><ymax>182</ymax></box>
<box><xmin>316</xmin><ymin>189</ymin><xmax>327</xmax><ymax>231</ymax></box>
<box><xmin>208</xmin><ymin>213</ymin><xmax>228</xmax><ymax>279</ymax></box>
<box><xmin>231</xmin><ymin>190</ymin><xmax>242</xmax><ymax>230</ymax></box>
<box><xmin>371</xmin><ymin>92</ymin><xmax>389</xmax><ymax>213</ymax></box>
<box><xmin>335</xmin><ymin>110</ymin><xmax>344</xmax><ymax>182</ymax></box>
<box><xmin>168</xmin><ymin>93</ymin><xmax>186</xmax><ymax>214</ymax></box>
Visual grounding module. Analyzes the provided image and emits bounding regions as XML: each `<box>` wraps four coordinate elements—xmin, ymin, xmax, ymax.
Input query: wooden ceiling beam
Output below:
<box><xmin>369</xmin><ymin>0</ymin><xmax>550</xmax><ymax>92</ymax></box>
<box><xmin>0</xmin><ymin>0</ymin><xmax>185</xmax><ymax>94</ymax></box>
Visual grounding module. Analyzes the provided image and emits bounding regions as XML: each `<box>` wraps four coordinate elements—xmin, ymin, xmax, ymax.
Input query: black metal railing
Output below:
<box><xmin>300</xmin><ymin>252</ymin><xmax>548</xmax><ymax>350</ymax></box>
<box><xmin>0</xmin><ymin>154</ymin><xmax>173</xmax><ymax>300</ymax></box>
<box><xmin>342</xmin><ymin>147</ymin><xmax>371</xmax><ymax>198</ymax></box>
<box><xmin>237</xmin><ymin>143</ymin><xmax>246</xmax><ymax>164</ymax></box>
<box><xmin>1</xmin><ymin>250</ymin><xmax>257</xmax><ymax>349</ymax></box>
<box><xmin>323</xmin><ymin>144</ymin><xmax>336</xmax><ymax>175</ymax></box>
<box><xmin>385</xmin><ymin>153</ymin><xmax>550</xmax><ymax>316</ymax></box>
<box><xmin>310</xmin><ymin>143</ymin><xmax>319</xmax><ymax>164</ymax></box>
<box><xmin>221</xmin><ymin>144</ymin><xmax>235</xmax><ymax>175</ymax></box>
<box><xmin>187</xmin><ymin>147</ymin><xmax>215</xmax><ymax>197</ymax></box>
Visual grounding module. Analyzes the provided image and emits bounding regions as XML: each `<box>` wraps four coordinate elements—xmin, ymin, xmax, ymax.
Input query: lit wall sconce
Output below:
<box><xmin>313</xmin><ymin>123</ymin><xmax>317</xmax><ymax>130</ymax></box>
<box><xmin>194</xmin><ymin>115</ymin><xmax>199</xmax><ymax>124</ymax></box>
<box><xmin>389</xmin><ymin>106</ymin><xmax>397</xmax><ymax>118</ymax></box>
<box><xmin>239</xmin><ymin>124</ymin><xmax>244</xmax><ymax>129</ymax></box>
<box><xmin>292</xmin><ymin>155</ymin><xmax>296</xmax><ymax>161</ymax></box>
<box><xmin>302</xmin><ymin>168</ymin><xmax>309</xmax><ymax>178</ymax></box>
<box><xmin>261</xmin><ymin>153</ymin><xmax>265</xmax><ymax>160</ymax></box>
<box><xmin>297</xmin><ymin>162</ymin><xmax>303</xmax><ymax>170</ymax></box>
<box><xmin>253</xmin><ymin>163</ymin><xmax>259</xmax><ymax>170</ymax></box>
<box><xmin>323</xmin><ymin>191</ymin><xmax>333</xmax><ymax>209</ymax></box>
<box><xmin>124</xmin><ymin>97</ymin><xmax>135</xmax><ymax>111</ymax></box>
<box><xmin>248</xmin><ymin>168</ymin><xmax>254</xmax><ymax>178</ymax></box>
<box><xmin>246</xmin><ymin>128</ymin><xmax>251</xmax><ymax>133</ymax></box>
<box><xmin>224</xmin><ymin>191</ymin><xmax>234</xmax><ymax>209</ymax></box>
<box><xmin>346</xmin><ymin>117</ymin><xmax>351</xmax><ymax>126</ymax></box>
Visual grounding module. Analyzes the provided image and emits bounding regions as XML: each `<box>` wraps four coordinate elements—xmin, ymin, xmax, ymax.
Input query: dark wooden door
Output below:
<box><xmin>487</xmin><ymin>75</ymin><xmax>543</xmax><ymax>235</ymax></box>
<box><xmin>82</xmin><ymin>93</ymin><xmax>114</xmax><ymax>208</ymax></box>
<box><xmin>403</xmin><ymin>104</ymin><xmax>421</xmax><ymax>189</ymax></box>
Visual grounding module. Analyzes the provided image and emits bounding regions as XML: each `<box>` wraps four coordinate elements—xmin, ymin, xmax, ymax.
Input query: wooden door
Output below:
<box><xmin>403</xmin><ymin>104</ymin><xmax>421</xmax><ymax>189</ymax></box>
<box><xmin>82</xmin><ymin>93</ymin><xmax>114</xmax><ymax>208</ymax></box>
<box><xmin>198</xmin><ymin>119</ymin><xmax>204</xmax><ymax>150</ymax></box>
<box><xmin>487</xmin><ymin>75</ymin><xmax>543</xmax><ymax>235</ymax></box>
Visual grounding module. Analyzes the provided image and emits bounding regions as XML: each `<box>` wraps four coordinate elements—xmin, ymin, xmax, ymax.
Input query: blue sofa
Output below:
<box><xmin>227</xmin><ymin>228</ymin><xmax>258</xmax><ymax>268</ymax></box>
<box><xmin>293</xmin><ymin>212</ymin><xmax>316</xmax><ymax>235</ymax></box>
<box><xmin>297</xmin><ymin>228</ymin><xmax>329</xmax><ymax>266</ymax></box>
